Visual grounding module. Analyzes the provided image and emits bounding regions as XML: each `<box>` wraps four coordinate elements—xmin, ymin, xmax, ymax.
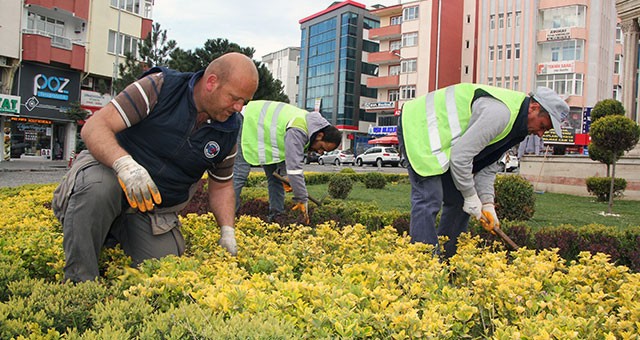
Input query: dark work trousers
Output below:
<box><xmin>398</xmin><ymin>114</ymin><xmax>470</xmax><ymax>258</ymax></box>
<box><xmin>62</xmin><ymin>163</ymin><xmax>184</xmax><ymax>282</ymax></box>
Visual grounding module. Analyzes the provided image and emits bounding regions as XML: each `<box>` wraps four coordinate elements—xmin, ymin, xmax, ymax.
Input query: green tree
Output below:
<box><xmin>589</xmin><ymin>114</ymin><xmax>640</xmax><ymax>213</ymax></box>
<box><xmin>590</xmin><ymin>98</ymin><xmax>625</xmax><ymax>123</ymax></box>
<box><xmin>587</xmin><ymin>142</ymin><xmax>622</xmax><ymax>177</ymax></box>
<box><xmin>113</xmin><ymin>22</ymin><xmax>177</xmax><ymax>94</ymax></box>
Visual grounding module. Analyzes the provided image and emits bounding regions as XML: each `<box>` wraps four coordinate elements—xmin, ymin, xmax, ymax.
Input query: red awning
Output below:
<box><xmin>368</xmin><ymin>132</ymin><xmax>398</xmax><ymax>145</ymax></box>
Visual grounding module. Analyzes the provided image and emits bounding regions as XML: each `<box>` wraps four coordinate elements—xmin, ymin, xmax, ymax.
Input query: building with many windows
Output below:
<box><xmin>261</xmin><ymin>47</ymin><xmax>301</xmax><ymax>104</ymax></box>
<box><xmin>298</xmin><ymin>0</ymin><xmax>380</xmax><ymax>151</ymax></box>
<box><xmin>0</xmin><ymin>0</ymin><xmax>152</xmax><ymax>162</ymax></box>
<box><xmin>616</xmin><ymin>0</ymin><xmax>640</xmax><ymax>124</ymax></box>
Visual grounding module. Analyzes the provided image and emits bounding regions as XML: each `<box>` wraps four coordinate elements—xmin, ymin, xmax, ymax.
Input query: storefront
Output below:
<box><xmin>1</xmin><ymin>94</ymin><xmax>21</xmax><ymax>161</ymax></box>
<box><xmin>9</xmin><ymin>62</ymin><xmax>80</xmax><ymax>161</ymax></box>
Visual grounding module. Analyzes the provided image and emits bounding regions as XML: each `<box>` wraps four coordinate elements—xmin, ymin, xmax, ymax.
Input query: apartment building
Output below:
<box><xmin>261</xmin><ymin>47</ymin><xmax>301</xmax><ymax>104</ymax></box>
<box><xmin>616</xmin><ymin>0</ymin><xmax>640</xmax><ymax>124</ymax></box>
<box><xmin>0</xmin><ymin>0</ymin><xmax>152</xmax><ymax>162</ymax></box>
<box><xmin>298</xmin><ymin>0</ymin><xmax>380</xmax><ymax>151</ymax></box>
<box><xmin>367</xmin><ymin>0</ymin><xmax>467</xmax><ymax>141</ymax></box>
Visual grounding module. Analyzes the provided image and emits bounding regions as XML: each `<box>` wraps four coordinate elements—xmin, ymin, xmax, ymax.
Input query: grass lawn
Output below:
<box><xmin>306</xmin><ymin>182</ymin><xmax>640</xmax><ymax>230</ymax></box>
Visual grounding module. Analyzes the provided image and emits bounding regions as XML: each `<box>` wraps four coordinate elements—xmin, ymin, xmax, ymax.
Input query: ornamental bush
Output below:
<box><xmin>586</xmin><ymin>176</ymin><xmax>627</xmax><ymax>202</ymax></box>
<box><xmin>361</xmin><ymin>172</ymin><xmax>387</xmax><ymax>189</ymax></box>
<box><xmin>494</xmin><ymin>174</ymin><xmax>535</xmax><ymax>221</ymax></box>
<box><xmin>327</xmin><ymin>174</ymin><xmax>353</xmax><ymax>199</ymax></box>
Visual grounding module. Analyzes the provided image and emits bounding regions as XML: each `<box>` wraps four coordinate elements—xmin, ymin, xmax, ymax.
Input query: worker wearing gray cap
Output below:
<box><xmin>398</xmin><ymin>84</ymin><xmax>568</xmax><ymax>258</ymax></box>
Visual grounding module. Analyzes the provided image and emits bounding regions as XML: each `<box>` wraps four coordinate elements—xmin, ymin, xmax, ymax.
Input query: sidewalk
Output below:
<box><xmin>0</xmin><ymin>159</ymin><xmax>69</xmax><ymax>172</ymax></box>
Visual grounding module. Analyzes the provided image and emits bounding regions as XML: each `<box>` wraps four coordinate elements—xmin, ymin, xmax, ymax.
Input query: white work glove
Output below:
<box><xmin>218</xmin><ymin>225</ymin><xmax>237</xmax><ymax>256</ymax></box>
<box><xmin>462</xmin><ymin>194</ymin><xmax>483</xmax><ymax>220</ymax></box>
<box><xmin>480</xmin><ymin>203</ymin><xmax>499</xmax><ymax>235</ymax></box>
<box><xmin>112</xmin><ymin>155</ymin><xmax>162</xmax><ymax>212</ymax></box>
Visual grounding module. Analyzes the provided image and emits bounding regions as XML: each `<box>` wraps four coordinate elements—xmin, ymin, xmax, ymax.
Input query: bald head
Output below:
<box><xmin>206</xmin><ymin>52</ymin><xmax>259</xmax><ymax>90</ymax></box>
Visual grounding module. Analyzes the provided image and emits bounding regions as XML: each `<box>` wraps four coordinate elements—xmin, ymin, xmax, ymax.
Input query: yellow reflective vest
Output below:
<box><xmin>401</xmin><ymin>83</ymin><xmax>526</xmax><ymax>177</ymax></box>
<box><xmin>241</xmin><ymin>100</ymin><xmax>309</xmax><ymax>165</ymax></box>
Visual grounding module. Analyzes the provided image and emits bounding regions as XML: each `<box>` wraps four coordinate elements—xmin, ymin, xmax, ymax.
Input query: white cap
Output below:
<box><xmin>530</xmin><ymin>87</ymin><xmax>569</xmax><ymax>138</ymax></box>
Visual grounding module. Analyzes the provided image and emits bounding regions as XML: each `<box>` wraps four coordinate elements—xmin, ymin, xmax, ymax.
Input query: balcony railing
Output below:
<box><xmin>22</xmin><ymin>28</ymin><xmax>72</xmax><ymax>50</ymax></box>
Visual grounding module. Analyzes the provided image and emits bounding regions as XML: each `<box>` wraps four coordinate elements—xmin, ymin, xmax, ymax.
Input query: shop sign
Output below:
<box><xmin>10</xmin><ymin>117</ymin><xmax>52</xmax><ymax>125</ymax></box>
<box><xmin>537</xmin><ymin>61</ymin><xmax>575</xmax><ymax>75</ymax></box>
<box><xmin>368</xmin><ymin>125</ymin><xmax>397</xmax><ymax>136</ymax></box>
<box><xmin>543</xmin><ymin>127</ymin><xmax>575</xmax><ymax>144</ymax></box>
<box><xmin>364</xmin><ymin>101</ymin><xmax>395</xmax><ymax>110</ymax></box>
<box><xmin>81</xmin><ymin>90</ymin><xmax>111</xmax><ymax>108</ymax></box>
<box><xmin>546</xmin><ymin>28</ymin><xmax>570</xmax><ymax>41</ymax></box>
<box><xmin>18</xmin><ymin>62</ymin><xmax>80</xmax><ymax>121</ymax></box>
<box><xmin>33</xmin><ymin>74</ymin><xmax>71</xmax><ymax>101</ymax></box>
<box><xmin>0</xmin><ymin>94</ymin><xmax>20</xmax><ymax>114</ymax></box>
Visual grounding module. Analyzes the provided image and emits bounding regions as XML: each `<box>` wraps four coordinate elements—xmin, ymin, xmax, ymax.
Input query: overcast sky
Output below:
<box><xmin>152</xmin><ymin>0</ymin><xmax>401</xmax><ymax>60</ymax></box>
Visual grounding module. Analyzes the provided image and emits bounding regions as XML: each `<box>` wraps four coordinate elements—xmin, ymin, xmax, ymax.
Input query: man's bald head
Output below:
<box><xmin>206</xmin><ymin>52</ymin><xmax>258</xmax><ymax>89</ymax></box>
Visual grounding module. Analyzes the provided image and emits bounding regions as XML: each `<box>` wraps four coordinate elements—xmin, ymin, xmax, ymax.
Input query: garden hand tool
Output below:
<box><xmin>480</xmin><ymin>210</ymin><xmax>519</xmax><ymax>250</ymax></box>
<box><xmin>272</xmin><ymin>172</ymin><xmax>322</xmax><ymax>206</ymax></box>
<box><xmin>113</xmin><ymin>155</ymin><xmax>162</xmax><ymax>212</ymax></box>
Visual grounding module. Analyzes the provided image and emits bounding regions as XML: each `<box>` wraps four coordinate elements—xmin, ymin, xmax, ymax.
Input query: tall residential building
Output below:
<box><xmin>478</xmin><ymin>0</ymin><xmax>620</xmax><ymax>150</ymax></box>
<box><xmin>0</xmin><ymin>0</ymin><xmax>152</xmax><ymax>163</ymax></box>
<box><xmin>616</xmin><ymin>0</ymin><xmax>640</xmax><ymax>124</ymax></box>
<box><xmin>367</xmin><ymin>0</ymin><xmax>468</xmax><ymax>140</ymax></box>
<box><xmin>262</xmin><ymin>47</ymin><xmax>301</xmax><ymax>104</ymax></box>
<box><xmin>298</xmin><ymin>0</ymin><xmax>380</xmax><ymax>151</ymax></box>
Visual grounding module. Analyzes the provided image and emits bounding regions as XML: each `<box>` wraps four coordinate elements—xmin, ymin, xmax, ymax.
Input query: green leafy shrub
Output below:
<box><xmin>494</xmin><ymin>174</ymin><xmax>535</xmax><ymax>221</ymax></box>
<box><xmin>586</xmin><ymin>176</ymin><xmax>627</xmax><ymax>202</ymax></box>
<box><xmin>361</xmin><ymin>172</ymin><xmax>387</xmax><ymax>189</ymax></box>
<box><xmin>327</xmin><ymin>175</ymin><xmax>354</xmax><ymax>199</ymax></box>
<box><xmin>339</xmin><ymin>167</ymin><xmax>356</xmax><ymax>174</ymax></box>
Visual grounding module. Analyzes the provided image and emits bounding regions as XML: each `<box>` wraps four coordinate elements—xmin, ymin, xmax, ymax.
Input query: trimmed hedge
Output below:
<box><xmin>586</xmin><ymin>176</ymin><xmax>627</xmax><ymax>202</ymax></box>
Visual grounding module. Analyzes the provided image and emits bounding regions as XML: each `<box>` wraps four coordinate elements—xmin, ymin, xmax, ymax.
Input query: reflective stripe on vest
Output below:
<box><xmin>402</xmin><ymin>84</ymin><xmax>525</xmax><ymax>177</ymax></box>
<box><xmin>241</xmin><ymin>100</ymin><xmax>308</xmax><ymax>165</ymax></box>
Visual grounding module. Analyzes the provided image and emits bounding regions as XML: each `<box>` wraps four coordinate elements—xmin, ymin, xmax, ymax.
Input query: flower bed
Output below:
<box><xmin>1</xmin><ymin>184</ymin><xmax>639</xmax><ymax>338</ymax></box>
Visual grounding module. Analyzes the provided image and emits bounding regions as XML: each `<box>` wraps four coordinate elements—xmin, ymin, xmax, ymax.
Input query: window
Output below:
<box><xmin>402</xmin><ymin>32</ymin><xmax>418</xmax><ymax>47</ymax></box>
<box><xmin>489</xmin><ymin>46</ymin><xmax>495</xmax><ymax>61</ymax></box>
<box><xmin>539</xmin><ymin>5</ymin><xmax>587</xmax><ymax>30</ymax></box>
<box><xmin>490</xmin><ymin>15</ymin><xmax>495</xmax><ymax>29</ymax></box>
<box><xmin>504</xmin><ymin>77</ymin><xmax>510</xmax><ymax>89</ymax></box>
<box><xmin>108</xmin><ymin>30</ymin><xmax>139</xmax><ymax>57</ymax></box>
<box><xmin>496</xmin><ymin>77</ymin><xmax>502</xmax><ymax>88</ymax></box>
<box><xmin>464</xmin><ymin>65</ymin><xmax>469</xmax><ymax>74</ymax></box>
<box><xmin>389</xmin><ymin>65</ymin><xmax>401</xmax><ymax>75</ymax></box>
<box><xmin>551</xmin><ymin>47</ymin><xmax>560</xmax><ymax>61</ymax></box>
<box><xmin>515</xmin><ymin>11</ymin><xmax>521</xmax><ymax>27</ymax></box>
<box><xmin>390</xmin><ymin>15</ymin><xmax>402</xmax><ymax>25</ymax></box>
<box><xmin>467</xmin><ymin>14</ymin><xmax>471</xmax><ymax>24</ymax></box>
<box><xmin>26</xmin><ymin>12</ymin><xmax>68</xmax><ymax>48</ymax></box>
<box><xmin>614</xmin><ymin>54</ymin><xmax>621</xmax><ymax>74</ymax></box>
<box><xmin>514</xmin><ymin>43</ymin><xmax>520</xmax><ymax>59</ymax></box>
<box><xmin>388</xmin><ymin>89</ymin><xmax>400</xmax><ymax>101</ymax></box>
<box><xmin>542</xmin><ymin>40</ymin><xmax>584</xmax><ymax>62</ymax></box>
<box><xmin>507</xmin><ymin>13</ymin><xmax>513</xmax><ymax>28</ymax></box>
<box><xmin>513</xmin><ymin>77</ymin><xmax>519</xmax><ymax>90</ymax></box>
<box><xmin>487</xmin><ymin>77</ymin><xmax>493</xmax><ymax>86</ymax></box>
<box><xmin>390</xmin><ymin>40</ymin><xmax>402</xmax><ymax>51</ymax></box>
<box><xmin>498</xmin><ymin>46</ymin><xmax>503</xmax><ymax>60</ymax></box>
<box><xmin>403</xmin><ymin>6</ymin><xmax>419</xmax><ymax>21</ymax></box>
<box><xmin>400</xmin><ymin>85</ymin><xmax>416</xmax><ymax>99</ymax></box>
<box><xmin>616</xmin><ymin>24</ymin><xmax>622</xmax><ymax>43</ymax></box>
<box><xmin>536</xmin><ymin>73</ymin><xmax>583</xmax><ymax>96</ymax></box>
<box><xmin>506</xmin><ymin>44</ymin><xmax>512</xmax><ymax>59</ymax></box>
<box><xmin>401</xmin><ymin>59</ymin><xmax>417</xmax><ymax>73</ymax></box>
<box><xmin>465</xmin><ymin>40</ymin><xmax>470</xmax><ymax>49</ymax></box>
<box><xmin>498</xmin><ymin>13</ymin><xmax>504</xmax><ymax>29</ymax></box>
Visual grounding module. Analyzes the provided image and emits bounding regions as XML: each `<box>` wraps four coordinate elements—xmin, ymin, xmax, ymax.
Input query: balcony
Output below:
<box><xmin>368</xmin><ymin>50</ymin><xmax>401</xmax><ymax>65</ymax></box>
<box><xmin>22</xmin><ymin>33</ymin><xmax>85</xmax><ymax>71</ymax></box>
<box><xmin>367</xmin><ymin>75</ymin><xmax>399</xmax><ymax>89</ymax></box>
<box><xmin>369</xmin><ymin>25</ymin><xmax>401</xmax><ymax>41</ymax></box>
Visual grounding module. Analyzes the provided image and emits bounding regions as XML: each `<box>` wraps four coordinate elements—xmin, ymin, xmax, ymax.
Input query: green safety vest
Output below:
<box><xmin>401</xmin><ymin>83</ymin><xmax>526</xmax><ymax>177</ymax></box>
<box><xmin>241</xmin><ymin>100</ymin><xmax>309</xmax><ymax>165</ymax></box>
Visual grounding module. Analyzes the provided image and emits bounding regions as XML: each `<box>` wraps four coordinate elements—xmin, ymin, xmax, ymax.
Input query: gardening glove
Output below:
<box><xmin>112</xmin><ymin>155</ymin><xmax>162</xmax><ymax>212</ymax></box>
<box><xmin>282</xmin><ymin>181</ymin><xmax>293</xmax><ymax>193</ymax></box>
<box><xmin>480</xmin><ymin>203</ymin><xmax>499</xmax><ymax>235</ymax></box>
<box><xmin>292</xmin><ymin>201</ymin><xmax>310</xmax><ymax>224</ymax></box>
<box><xmin>462</xmin><ymin>194</ymin><xmax>483</xmax><ymax>220</ymax></box>
<box><xmin>218</xmin><ymin>225</ymin><xmax>237</xmax><ymax>256</ymax></box>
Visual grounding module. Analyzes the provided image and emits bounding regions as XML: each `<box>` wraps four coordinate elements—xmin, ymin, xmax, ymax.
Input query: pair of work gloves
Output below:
<box><xmin>113</xmin><ymin>155</ymin><xmax>237</xmax><ymax>255</ymax></box>
<box><xmin>462</xmin><ymin>194</ymin><xmax>498</xmax><ymax>235</ymax></box>
<box><xmin>282</xmin><ymin>182</ymin><xmax>311</xmax><ymax>224</ymax></box>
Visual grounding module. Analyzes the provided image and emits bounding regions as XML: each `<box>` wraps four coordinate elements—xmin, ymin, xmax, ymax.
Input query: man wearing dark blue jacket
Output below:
<box><xmin>53</xmin><ymin>53</ymin><xmax>258</xmax><ymax>282</ymax></box>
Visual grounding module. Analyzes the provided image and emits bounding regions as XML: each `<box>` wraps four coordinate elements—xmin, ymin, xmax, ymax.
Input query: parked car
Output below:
<box><xmin>355</xmin><ymin>147</ymin><xmax>401</xmax><ymax>167</ymax></box>
<box><xmin>499</xmin><ymin>152</ymin><xmax>519</xmax><ymax>172</ymax></box>
<box><xmin>303</xmin><ymin>151</ymin><xmax>320</xmax><ymax>164</ymax></box>
<box><xmin>318</xmin><ymin>149</ymin><xmax>355</xmax><ymax>165</ymax></box>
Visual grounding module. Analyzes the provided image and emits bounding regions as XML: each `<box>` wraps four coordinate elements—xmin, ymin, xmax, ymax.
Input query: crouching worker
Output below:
<box><xmin>398</xmin><ymin>84</ymin><xmax>568</xmax><ymax>258</ymax></box>
<box><xmin>52</xmin><ymin>52</ymin><xmax>258</xmax><ymax>282</ymax></box>
<box><xmin>233</xmin><ymin>100</ymin><xmax>341</xmax><ymax>223</ymax></box>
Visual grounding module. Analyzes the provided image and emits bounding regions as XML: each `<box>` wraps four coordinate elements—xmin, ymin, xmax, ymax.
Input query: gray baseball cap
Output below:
<box><xmin>530</xmin><ymin>87</ymin><xmax>569</xmax><ymax>138</ymax></box>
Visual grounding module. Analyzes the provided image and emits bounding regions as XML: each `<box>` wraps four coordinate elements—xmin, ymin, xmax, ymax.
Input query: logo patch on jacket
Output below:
<box><xmin>204</xmin><ymin>141</ymin><xmax>220</xmax><ymax>159</ymax></box>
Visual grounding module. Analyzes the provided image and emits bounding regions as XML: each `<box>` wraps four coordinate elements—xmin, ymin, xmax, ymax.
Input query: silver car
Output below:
<box><xmin>318</xmin><ymin>149</ymin><xmax>355</xmax><ymax>165</ymax></box>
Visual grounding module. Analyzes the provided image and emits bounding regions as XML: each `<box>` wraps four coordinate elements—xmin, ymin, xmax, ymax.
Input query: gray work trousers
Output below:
<box><xmin>60</xmin><ymin>162</ymin><xmax>184</xmax><ymax>282</ymax></box>
<box><xmin>397</xmin><ymin>114</ymin><xmax>469</xmax><ymax>258</ymax></box>
<box><xmin>233</xmin><ymin>144</ymin><xmax>285</xmax><ymax>220</ymax></box>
